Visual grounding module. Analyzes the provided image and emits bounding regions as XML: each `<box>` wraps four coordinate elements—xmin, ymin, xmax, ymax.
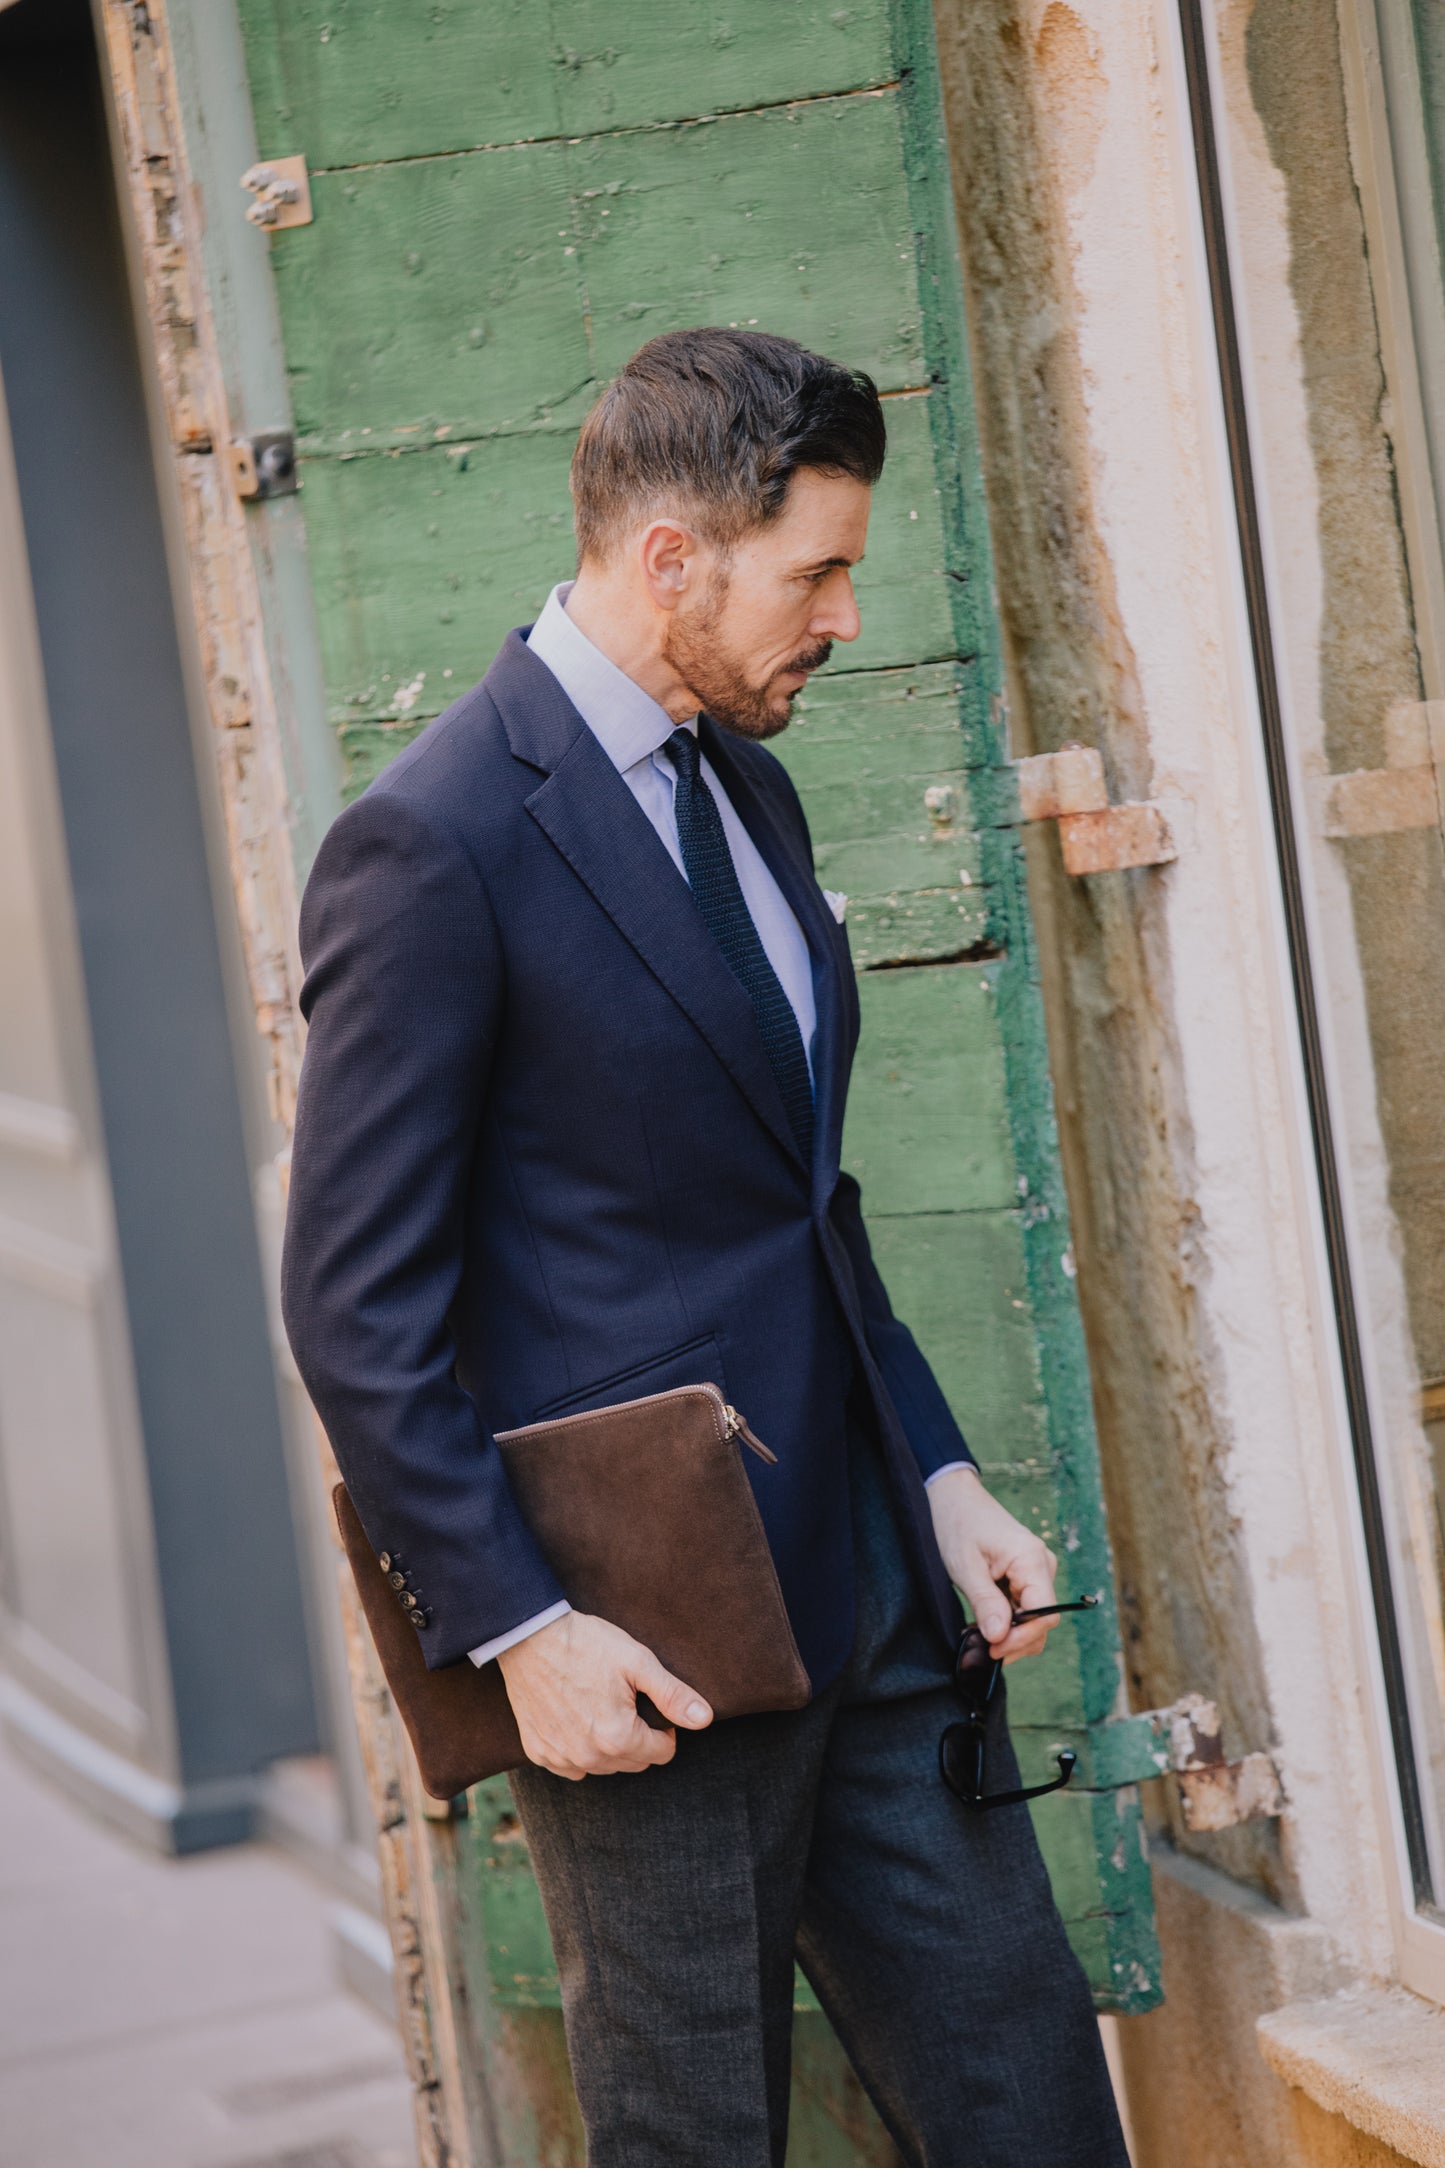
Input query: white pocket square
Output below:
<box><xmin>823</xmin><ymin>889</ymin><xmax>848</xmax><ymax>924</ymax></box>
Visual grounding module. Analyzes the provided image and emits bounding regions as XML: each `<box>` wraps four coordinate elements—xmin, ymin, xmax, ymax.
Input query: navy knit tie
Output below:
<box><xmin>664</xmin><ymin>728</ymin><xmax>814</xmax><ymax>1163</ymax></box>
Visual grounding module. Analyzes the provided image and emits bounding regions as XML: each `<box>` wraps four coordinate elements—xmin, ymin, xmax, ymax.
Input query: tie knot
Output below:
<box><xmin>664</xmin><ymin>727</ymin><xmax>702</xmax><ymax>782</ymax></box>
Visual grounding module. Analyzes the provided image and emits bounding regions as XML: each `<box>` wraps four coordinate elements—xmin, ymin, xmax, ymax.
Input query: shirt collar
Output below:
<box><xmin>527</xmin><ymin>581</ymin><xmax>697</xmax><ymax>776</ymax></box>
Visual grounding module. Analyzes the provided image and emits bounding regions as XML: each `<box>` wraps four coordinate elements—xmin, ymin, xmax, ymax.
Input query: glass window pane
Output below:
<box><xmin>1217</xmin><ymin>0</ymin><xmax>1445</xmax><ymax>1908</ymax></box>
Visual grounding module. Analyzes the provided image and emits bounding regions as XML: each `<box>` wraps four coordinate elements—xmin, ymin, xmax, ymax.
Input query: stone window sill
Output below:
<box><xmin>1257</xmin><ymin>1984</ymin><xmax>1445</xmax><ymax>2167</ymax></box>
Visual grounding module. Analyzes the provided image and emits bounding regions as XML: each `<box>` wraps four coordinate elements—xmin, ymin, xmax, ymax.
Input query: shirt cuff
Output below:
<box><xmin>468</xmin><ymin>1599</ymin><xmax>572</xmax><ymax>1668</ymax></box>
<box><xmin>924</xmin><ymin>1460</ymin><xmax>978</xmax><ymax>1489</ymax></box>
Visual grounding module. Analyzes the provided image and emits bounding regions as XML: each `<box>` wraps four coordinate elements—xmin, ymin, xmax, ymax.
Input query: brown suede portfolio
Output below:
<box><xmin>333</xmin><ymin>1382</ymin><xmax>810</xmax><ymax>1800</ymax></box>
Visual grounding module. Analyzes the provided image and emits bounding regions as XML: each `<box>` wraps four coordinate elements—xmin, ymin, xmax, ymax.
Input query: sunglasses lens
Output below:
<box><xmin>953</xmin><ymin>1634</ymin><xmax>1000</xmax><ymax>1714</ymax></box>
<box><xmin>940</xmin><ymin>1722</ymin><xmax>983</xmax><ymax>1803</ymax></box>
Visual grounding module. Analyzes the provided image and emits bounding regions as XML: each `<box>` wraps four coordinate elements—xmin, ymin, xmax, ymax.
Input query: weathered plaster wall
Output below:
<box><xmin>1125</xmin><ymin>1850</ymin><xmax>1431</xmax><ymax>2168</ymax></box>
<box><xmin>933</xmin><ymin>0</ymin><xmax>1287</xmax><ymax>1896</ymax></box>
<box><xmin>1124</xmin><ymin>1846</ymin><xmax>1342</xmax><ymax>2168</ymax></box>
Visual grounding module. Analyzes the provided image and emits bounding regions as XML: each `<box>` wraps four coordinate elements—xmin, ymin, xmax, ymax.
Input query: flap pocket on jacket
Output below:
<box><xmin>532</xmin><ymin>1332</ymin><xmax>725</xmax><ymax>1422</ymax></box>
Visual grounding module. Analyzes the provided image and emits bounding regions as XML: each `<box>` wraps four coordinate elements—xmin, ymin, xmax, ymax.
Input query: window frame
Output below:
<box><xmin>1175</xmin><ymin>0</ymin><xmax>1445</xmax><ymax>2003</ymax></box>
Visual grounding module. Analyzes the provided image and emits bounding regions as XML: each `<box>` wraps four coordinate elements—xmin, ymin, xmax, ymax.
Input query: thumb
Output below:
<box><xmin>628</xmin><ymin>1643</ymin><xmax>713</xmax><ymax>1731</ymax></box>
<box><xmin>955</xmin><ymin>1555</ymin><xmax>1012</xmax><ymax>1645</ymax></box>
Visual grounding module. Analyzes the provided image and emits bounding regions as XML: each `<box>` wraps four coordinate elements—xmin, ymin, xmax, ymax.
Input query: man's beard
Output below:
<box><xmin>661</xmin><ymin>583</ymin><xmax>832</xmax><ymax>740</ymax></box>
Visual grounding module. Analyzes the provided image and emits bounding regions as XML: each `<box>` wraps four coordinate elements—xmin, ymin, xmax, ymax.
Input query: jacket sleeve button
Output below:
<box><xmin>388</xmin><ymin>1571</ymin><xmax>406</xmax><ymax>1589</ymax></box>
<box><xmin>378</xmin><ymin>1553</ymin><xmax>392</xmax><ymax>1572</ymax></box>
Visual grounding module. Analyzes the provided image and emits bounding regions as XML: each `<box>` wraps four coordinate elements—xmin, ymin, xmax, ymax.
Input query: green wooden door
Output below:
<box><xmin>233</xmin><ymin>0</ymin><xmax>1162</xmax><ymax>2152</ymax></box>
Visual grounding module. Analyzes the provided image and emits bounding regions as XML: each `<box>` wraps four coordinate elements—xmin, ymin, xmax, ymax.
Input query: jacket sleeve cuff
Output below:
<box><xmin>468</xmin><ymin>1598</ymin><xmax>572</xmax><ymax>1668</ymax></box>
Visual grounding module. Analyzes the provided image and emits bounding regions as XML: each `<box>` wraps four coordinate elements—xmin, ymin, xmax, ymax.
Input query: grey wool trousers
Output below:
<box><xmin>510</xmin><ymin>1421</ymin><xmax>1130</xmax><ymax>2167</ymax></box>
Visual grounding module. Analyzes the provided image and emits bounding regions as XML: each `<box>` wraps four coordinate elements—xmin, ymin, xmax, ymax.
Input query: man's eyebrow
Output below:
<box><xmin>797</xmin><ymin>551</ymin><xmax>864</xmax><ymax>573</ymax></box>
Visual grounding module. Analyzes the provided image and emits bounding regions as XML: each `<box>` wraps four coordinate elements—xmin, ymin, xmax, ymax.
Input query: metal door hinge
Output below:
<box><xmin>1089</xmin><ymin>1692</ymin><xmax>1284</xmax><ymax>1828</ymax></box>
<box><xmin>1317</xmin><ymin>700</ymin><xmax>1445</xmax><ymax>837</ymax></box>
<box><xmin>1014</xmin><ymin>744</ymin><xmax>1177</xmax><ymax>875</ymax></box>
<box><xmin>1157</xmin><ymin>1693</ymin><xmax>1284</xmax><ymax>1831</ymax></box>
<box><xmin>228</xmin><ymin>432</ymin><xmax>298</xmax><ymax>502</ymax></box>
<box><xmin>240</xmin><ymin>155</ymin><xmax>312</xmax><ymax>230</ymax></box>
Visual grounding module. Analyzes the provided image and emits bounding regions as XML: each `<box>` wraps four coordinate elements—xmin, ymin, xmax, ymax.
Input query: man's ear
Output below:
<box><xmin>637</xmin><ymin>517</ymin><xmax>700</xmax><ymax>612</ymax></box>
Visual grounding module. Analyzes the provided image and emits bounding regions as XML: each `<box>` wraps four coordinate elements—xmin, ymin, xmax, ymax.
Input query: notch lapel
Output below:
<box><xmin>485</xmin><ymin>635</ymin><xmax>809</xmax><ymax>1175</ymax></box>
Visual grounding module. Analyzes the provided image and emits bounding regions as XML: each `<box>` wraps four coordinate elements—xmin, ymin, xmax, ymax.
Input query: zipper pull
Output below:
<box><xmin>724</xmin><ymin>1404</ymin><xmax>776</xmax><ymax>1463</ymax></box>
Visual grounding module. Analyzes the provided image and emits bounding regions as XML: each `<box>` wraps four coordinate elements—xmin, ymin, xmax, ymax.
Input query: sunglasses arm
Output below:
<box><xmin>966</xmin><ymin>1747</ymin><xmax>1078</xmax><ymax>1811</ymax></box>
<box><xmin>1006</xmin><ymin>1595</ymin><xmax>1100</xmax><ymax>1628</ymax></box>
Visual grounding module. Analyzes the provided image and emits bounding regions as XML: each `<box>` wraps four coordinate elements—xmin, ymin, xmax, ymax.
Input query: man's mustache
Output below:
<box><xmin>784</xmin><ymin>640</ymin><xmax>833</xmax><ymax>677</ymax></box>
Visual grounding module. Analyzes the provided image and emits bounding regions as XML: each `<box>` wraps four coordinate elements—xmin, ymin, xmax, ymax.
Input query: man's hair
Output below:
<box><xmin>570</xmin><ymin>327</ymin><xmax>886</xmax><ymax>562</ymax></box>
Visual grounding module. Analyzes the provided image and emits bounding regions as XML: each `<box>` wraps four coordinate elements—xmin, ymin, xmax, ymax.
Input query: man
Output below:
<box><xmin>283</xmin><ymin>328</ymin><xmax>1128</xmax><ymax>2165</ymax></box>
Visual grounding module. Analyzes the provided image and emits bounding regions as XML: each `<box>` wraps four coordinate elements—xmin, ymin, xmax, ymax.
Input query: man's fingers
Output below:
<box><xmin>505</xmin><ymin>1619</ymin><xmax>710</xmax><ymax>1778</ymax></box>
<box><xmin>955</xmin><ymin>1552</ymin><xmax>1013</xmax><ymax>1645</ymax></box>
<box><xmin>627</xmin><ymin>1714</ymin><xmax>679</xmax><ymax>1768</ymax></box>
<box><xmin>1011</xmin><ymin>1564</ymin><xmax>1059</xmax><ymax>1617</ymax></box>
<box><xmin>628</xmin><ymin>1645</ymin><xmax>713</xmax><ymax>1732</ymax></box>
<box><xmin>968</xmin><ymin>1546</ymin><xmax>1059</xmax><ymax>1657</ymax></box>
<box><xmin>580</xmin><ymin>1713</ymin><xmax>678</xmax><ymax>1776</ymax></box>
<box><xmin>987</xmin><ymin>1543</ymin><xmax>1070</xmax><ymax>1656</ymax></box>
<box><xmin>534</xmin><ymin>1747</ymin><xmax>588</xmax><ymax>1781</ymax></box>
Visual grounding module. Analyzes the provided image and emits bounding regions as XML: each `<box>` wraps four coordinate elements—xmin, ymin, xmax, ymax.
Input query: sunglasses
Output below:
<box><xmin>939</xmin><ymin>1596</ymin><xmax>1100</xmax><ymax>1810</ymax></box>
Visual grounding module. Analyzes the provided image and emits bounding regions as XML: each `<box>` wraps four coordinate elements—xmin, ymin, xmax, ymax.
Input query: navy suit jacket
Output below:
<box><xmin>281</xmin><ymin>630</ymin><xmax>973</xmax><ymax>1688</ymax></box>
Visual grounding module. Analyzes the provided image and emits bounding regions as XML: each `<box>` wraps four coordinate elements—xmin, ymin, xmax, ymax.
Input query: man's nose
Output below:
<box><xmin>813</xmin><ymin>571</ymin><xmax>861</xmax><ymax>644</ymax></box>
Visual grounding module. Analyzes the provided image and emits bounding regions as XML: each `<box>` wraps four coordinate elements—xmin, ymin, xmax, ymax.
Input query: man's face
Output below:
<box><xmin>661</xmin><ymin>469</ymin><xmax>870</xmax><ymax>739</ymax></box>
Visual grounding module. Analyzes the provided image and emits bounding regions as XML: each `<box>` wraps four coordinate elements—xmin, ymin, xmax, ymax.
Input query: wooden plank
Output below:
<box><xmin>298</xmin><ymin>429</ymin><xmax>576</xmax><ymax>728</ymax></box>
<box><xmin>276</xmin><ymin>143</ymin><xmax>589</xmax><ymax>446</ymax></box>
<box><xmin>473</xmin><ymin>1777</ymin><xmax>565</xmax><ymax>2008</ymax></box>
<box><xmin>270</xmin><ymin>89</ymin><xmax>926</xmax><ymax>451</ymax></box>
<box><xmin>571</xmin><ymin>93</ymin><xmax>924</xmax><ymax>390</ymax></box>
<box><xmin>845</xmin><ymin>964</ymin><xmax>1014</xmax><ymax>1215</ymax></box>
<box><xmin>811</xmin><ymin>820</ymin><xmax>982</xmax><ymax>914</ymax></box>
<box><xmin>780</xmin><ymin>661</ymin><xmax>993</xmax><ymax>779</ymax></box>
<box><xmin>238</xmin><ymin>0</ymin><xmax>894</xmax><ymax>168</ymax></box>
<box><xmin>861</xmin><ymin>1207</ymin><xmax>1047</xmax><ymax>1448</ymax></box>
<box><xmin>1001</xmin><ymin>1635</ymin><xmax>1091</xmax><ymax>1732</ymax></box>
<box><xmin>843</xmin><ymin>889</ymin><xmax>995</xmax><ymax>969</ymax></box>
<box><xmin>553</xmin><ymin>0</ymin><xmax>893</xmax><ymax>140</ymax></box>
<box><xmin>238</xmin><ymin>0</ymin><xmax>558</xmax><ymax>168</ymax></box>
<box><xmin>774</xmin><ymin>664</ymin><xmax>997</xmax><ymax>960</ymax></box>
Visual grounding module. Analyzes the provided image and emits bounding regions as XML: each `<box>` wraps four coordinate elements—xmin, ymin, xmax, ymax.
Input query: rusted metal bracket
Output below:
<box><xmin>1085</xmin><ymin>1692</ymin><xmax>1284</xmax><ymax>1828</ymax></box>
<box><xmin>1317</xmin><ymin>700</ymin><xmax>1445</xmax><ymax>837</ymax></box>
<box><xmin>1014</xmin><ymin>744</ymin><xmax>1177</xmax><ymax>875</ymax></box>
<box><xmin>240</xmin><ymin>154</ymin><xmax>313</xmax><ymax>231</ymax></box>
<box><xmin>1161</xmin><ymin>1694</ymin><xmax>1285</xmax><ymax>1831</ymax></box>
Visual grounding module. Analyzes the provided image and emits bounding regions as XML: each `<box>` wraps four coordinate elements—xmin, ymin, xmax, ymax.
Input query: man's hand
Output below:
<box><xmin>497</xmin><ymin>1611</ymin><xmax>713</xmax><ymax>1780</ymax></box>
<box><xmin>927</xmin><ymin>1467</ymin><xmax>1060</xmax><ymax>1663</ymax></box>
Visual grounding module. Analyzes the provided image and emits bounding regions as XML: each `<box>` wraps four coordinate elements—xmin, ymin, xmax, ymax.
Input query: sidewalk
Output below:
<box><xmin>0</xmin><ymin>1721</ymin><xmax>416</xmax><ymax>2168</ymax></box>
